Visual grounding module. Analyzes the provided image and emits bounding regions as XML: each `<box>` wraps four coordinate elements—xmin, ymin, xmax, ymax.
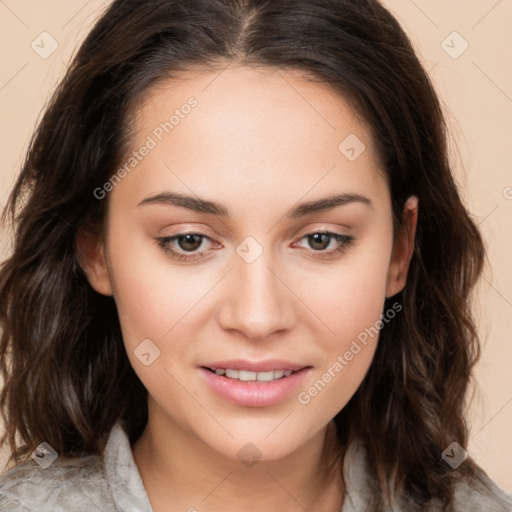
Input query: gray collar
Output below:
<box><xmin>103</xmin><ymin>421</ymin><xmax>153</xmax><ymax>512</ymax></box>
<box><xmin>102</xmin><ymin>420</ymin><xmax>373</xmax><ymax>512</ymax></box>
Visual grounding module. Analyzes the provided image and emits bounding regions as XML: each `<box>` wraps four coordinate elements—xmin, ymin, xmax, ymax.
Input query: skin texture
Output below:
<box><xmin>78</xmin><ymin>65</ymin><xmax>418</xmax><ymax>512</ymax></box>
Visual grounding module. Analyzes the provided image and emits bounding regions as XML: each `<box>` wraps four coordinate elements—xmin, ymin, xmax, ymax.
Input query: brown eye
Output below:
<box><xmin>294</xmin><ymin>231</ymin><xmax>355</xmax><ymax>260</ymax></box>
<box><xmin>176</xmin><ymin>234</ymin><xmax>204</xmax><ymax>251</ymax></box>
<box><xmin>307</xmin><ymin>233</ymin><xmax>332</xmax><ymax>251</ymax></box>
<box><xmin>156</xmin><ymin>233</ymin><xmax>217</xmax><ymax>263</ymax></box>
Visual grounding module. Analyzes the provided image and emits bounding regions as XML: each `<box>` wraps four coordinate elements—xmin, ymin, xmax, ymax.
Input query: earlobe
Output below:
<box><xmin>75</xmin><ymin>227</ymin><xmax>113</xmax><ymax>296</ymax></box>
<box><xmin>386</xmin><ymin>196</ymin><xmax>418</xmax><ymax>298</ymax></box>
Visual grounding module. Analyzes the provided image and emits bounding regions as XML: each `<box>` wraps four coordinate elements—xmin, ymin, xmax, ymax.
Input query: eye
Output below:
<box><xmin>156</xmin><ymin>230</ymin><xmax>355</xmax><ymax>263</ymax></box>
<box><xmin>156</xmin><ymin>233</ymin><xmax>217</xmax><ymax>262</ymax></box>
<box><xmin>294</xmin><ymin>231</ymin><xmax>355</xmax><ymax>259</ymax></box>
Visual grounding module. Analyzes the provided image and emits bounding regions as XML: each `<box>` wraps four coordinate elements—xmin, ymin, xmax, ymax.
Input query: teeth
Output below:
<box><xmin>211</xmin><ymin>368</ymin><xmax>297</xmax><ymax>382</ymax></box>
<box><xmin>255</xmin><ymin>371</ymin><xmax>275</xmax><ymax>382</ymax></box>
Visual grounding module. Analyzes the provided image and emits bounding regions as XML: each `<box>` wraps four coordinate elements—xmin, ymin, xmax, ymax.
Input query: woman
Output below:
<box><xmin>1</xmin><ymin>1</ymin><xmax>510</xmax><ymax>510</ymax></box>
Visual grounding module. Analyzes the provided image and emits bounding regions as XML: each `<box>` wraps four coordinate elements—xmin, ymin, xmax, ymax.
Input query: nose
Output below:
<box><xmin>215</xmin><ymin>251</ymin><xmax>296</xmax><ymax>341</ymax></box>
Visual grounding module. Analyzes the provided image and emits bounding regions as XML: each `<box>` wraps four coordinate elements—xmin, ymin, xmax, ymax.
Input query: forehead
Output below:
<box><xmin>133</xmin><ymin>65</ymin><xmax>374</xmax><ymax>152</ymax></box>
<box><xmin>117</xmin><ymin>65</ymin><xmax>387</xmax><ymax>209</ymax></box>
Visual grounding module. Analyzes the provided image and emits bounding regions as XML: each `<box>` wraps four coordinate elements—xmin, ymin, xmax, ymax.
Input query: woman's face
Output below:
<box><xmin>81</xmin><ymin>65</ymin><xmax>415</xmax><ymax>461</ymax></box>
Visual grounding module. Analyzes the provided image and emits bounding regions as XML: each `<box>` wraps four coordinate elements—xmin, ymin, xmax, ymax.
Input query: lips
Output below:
<box><xmin>200</xmin><ymin>358</ymin><xmax>308</xmax><ymax>373</ymax></box>
<box><xmin>198</xmin><ymin>359</ymin><xmax>312</xmax><ymax>407</ymax></box>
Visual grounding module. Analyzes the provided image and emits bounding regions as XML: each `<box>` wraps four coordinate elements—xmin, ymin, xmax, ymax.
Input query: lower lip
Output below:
<box><xmin>198</xmin><ymin>367</ymin><xmax>312</xmax><ymax>407</ymax></box>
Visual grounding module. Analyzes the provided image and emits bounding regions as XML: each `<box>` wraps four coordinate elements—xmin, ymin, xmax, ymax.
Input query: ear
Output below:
<box><xmin>75</xmin><ymin>227</ymin><xmax>113</xmax><ymax>296</ymax></box>
<box><xmin>386</xmin><ymin>196</ymin><xmax>418</xmax><ymax>298</ymax></box>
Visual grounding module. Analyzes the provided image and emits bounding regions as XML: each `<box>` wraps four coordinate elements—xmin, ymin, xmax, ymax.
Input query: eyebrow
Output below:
<box><xmin>137</xmin><ymin>191</ymin><xmax>373</xmax><ymax>218</ymax></box>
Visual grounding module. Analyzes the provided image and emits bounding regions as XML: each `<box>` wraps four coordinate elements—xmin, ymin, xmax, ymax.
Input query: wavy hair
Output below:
<box><xmin>0</xmin><ymin>0</ymin><xmax>488</xmax><ymax>509</ymax></box>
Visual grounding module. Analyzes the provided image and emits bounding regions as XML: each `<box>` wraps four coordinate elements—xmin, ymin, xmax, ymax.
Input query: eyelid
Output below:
<box><xmin>294</xmin><ymin>222</ymin><xmax>352</xmax><ymax>238</ymax></box>
<box><xmin>155</xmin><ymin>223</ymin><xmax>217</xmax><ymax>237</ymax></box>
<box><xmin>156</xmin><ymin>225</ymin><xmax>355</xmax><ymax>264</ymax></box>
<box><xmin>158</xmin><ymin>224</ymin><xmax>351</xmax><ymax>246</ymax></box>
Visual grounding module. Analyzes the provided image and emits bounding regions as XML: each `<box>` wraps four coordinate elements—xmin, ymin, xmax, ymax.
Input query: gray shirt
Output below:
<box><xmin>1</xmin><ymin>420</ymin><xmax>511</xmax><ymax>511</ymax></box>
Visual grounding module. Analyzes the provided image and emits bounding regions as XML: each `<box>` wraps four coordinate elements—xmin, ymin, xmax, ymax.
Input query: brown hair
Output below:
<box><xmin>0</xmin><ymin>0</ymin><xmax>489</xmax><ymax>509</ymax></box>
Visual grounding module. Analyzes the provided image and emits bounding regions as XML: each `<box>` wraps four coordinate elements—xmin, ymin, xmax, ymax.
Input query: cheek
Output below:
<box><xmin>298</xmin><ymin>265</ymin><xmax>387</xmax><ymax>337</ymax></box>
<box><xmin>295</xmin><ymin>339</ymin><xmax>377</xmax><ymax>438</ymax></box>
<box><xmin>105</xmin><ymin>216</ymin><xmax>195</xmax><ymax>350</ymax></box>
<box><xmin>105</xmin><ymin>229</ymin><xmax>202</xmax><ymax>413</ymax></box>
<box><xmin>294</xmin><ymin>274</ymin><xmax>385</xmax><ymax>431</ymax></box>
<box><xmin>292</xmin><ymin>231</ymin><xmax>393</xmax><ymax>419</ymax></box>
<box><xmin>294</xmin><ymin>228</ymin><xmax>393</xmax><ymax>344</ymax></box>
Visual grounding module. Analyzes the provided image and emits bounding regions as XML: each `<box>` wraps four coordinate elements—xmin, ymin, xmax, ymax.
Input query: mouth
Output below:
<box><xmin>201</xmin><ymin>366</ymin><xmax>305</xmax><ymax>383</ymax></box>
<box><xmin>198</xmin><ymin>361</ymin><xmax>313</xmax><ymax>407</ymax></box>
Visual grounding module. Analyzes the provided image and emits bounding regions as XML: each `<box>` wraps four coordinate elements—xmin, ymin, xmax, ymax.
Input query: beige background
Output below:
<box><xmin>0</xmin><ymin>0</ymin><xmax>511</xmax><ymax>491</ymax></box>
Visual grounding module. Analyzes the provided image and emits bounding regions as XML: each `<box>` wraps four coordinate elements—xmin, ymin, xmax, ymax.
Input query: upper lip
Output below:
<box><xmin>201</xmin><ymin>359</ymin><xmax>310</xmax><ymax>373</ymax></box>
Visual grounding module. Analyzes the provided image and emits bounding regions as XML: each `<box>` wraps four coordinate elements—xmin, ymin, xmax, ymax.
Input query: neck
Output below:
<box><xmin>132</xmin><ymin>410</ymin><xmax>345</xmax><ymax>512</ymax></box>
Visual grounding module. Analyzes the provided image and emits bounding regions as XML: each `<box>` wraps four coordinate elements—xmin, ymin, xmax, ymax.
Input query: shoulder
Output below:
<box><xmin>451</xmin><ymin>470</ymin><xmax>512</xmax><ymax>512</ymax></box>
<box><xmin>392</xmin><ymin>466</ymin><xmax>512</xmax><ymax>511</ymax></box>
<box><xmin>0</xmin><ymin>452</ymin><xmax>116</xmax><ymax>512</ymax></box>
<box><xmin>342</xmin><ymin>439</ymin><xmax>512</xmax><ymax>512</ymax></box>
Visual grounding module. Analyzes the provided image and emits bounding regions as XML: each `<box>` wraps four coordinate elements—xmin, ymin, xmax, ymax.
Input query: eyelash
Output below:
<box><xmin>156</xmin><ymin>231</ymin><xmax>355</xmax><ymax>263</ymax></box>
